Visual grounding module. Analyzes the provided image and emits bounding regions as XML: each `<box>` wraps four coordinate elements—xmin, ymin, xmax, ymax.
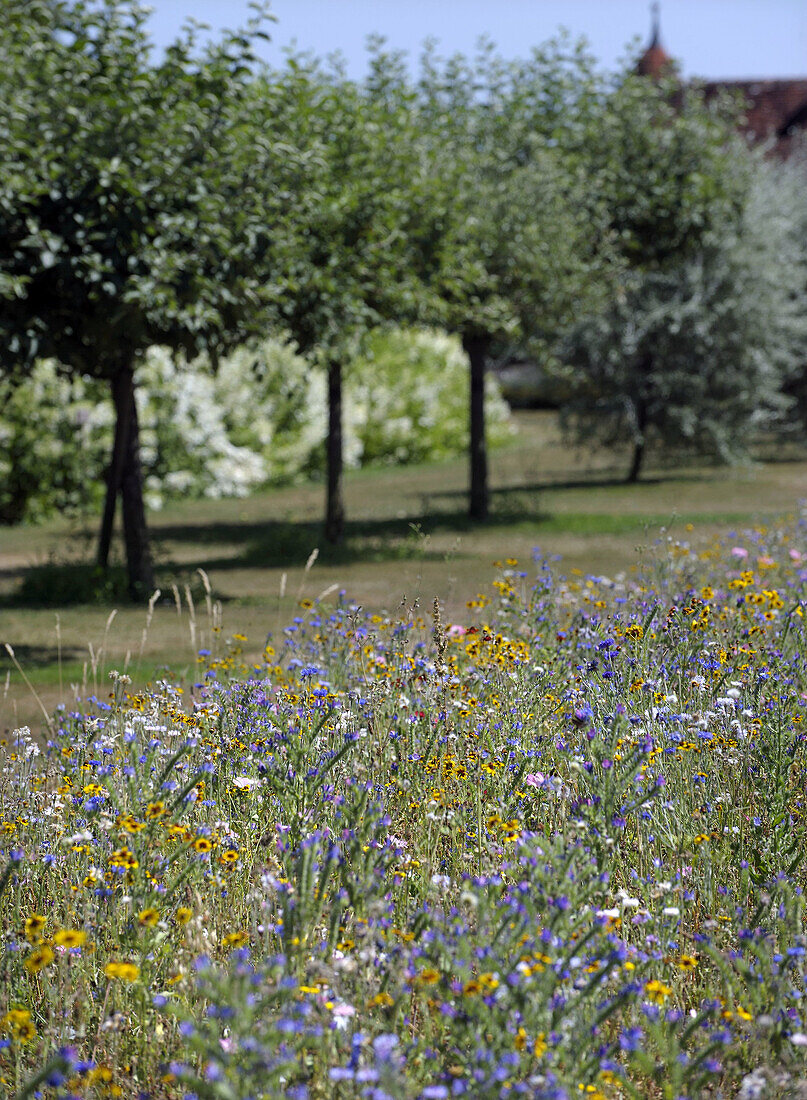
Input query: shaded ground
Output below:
<box><xmin>2</xmin><ymin>410</ymin><xmax>806</xmax><ymax>733</ymax></box>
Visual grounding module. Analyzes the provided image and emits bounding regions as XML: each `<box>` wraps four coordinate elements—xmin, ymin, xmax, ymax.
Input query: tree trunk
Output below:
<box><xmin>463</xmin><ymin>333</ymin><xmax>489</xmax><ymax>521</ymax></box>
<box><xmin>97</xmin><ymin>369</ymin><xmax>134</xmax><ymax>568</ymax></box>
<box><xmin>627</xmin><ymin>437</ymin><xmax>645</xmax><ymax>484</ymax></box>
<box><xmin>627</xmin><ymin>397</ymin><xmax>648</xmax><ymax>484</ymax></box>
<box><xmin>325</xmin><ymin>359</ymin><xmax>345</xmax><ymax>545</ymax></box>
<box><xmin>119</xmin><ymin>369</ymin><xmax>155</xmax><ymax>600</ymax></box>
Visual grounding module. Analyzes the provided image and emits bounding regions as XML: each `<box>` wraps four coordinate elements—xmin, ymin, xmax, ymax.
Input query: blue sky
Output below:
<box><xmin>143</xmin><ymin>1</ymin><xmax>807</xmax><ymax>80</ymax></box>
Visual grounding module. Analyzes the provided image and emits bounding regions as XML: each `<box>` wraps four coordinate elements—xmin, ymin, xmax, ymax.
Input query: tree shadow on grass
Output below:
<box><xmin>147</xmin><ymin>472</ymin><xmax>727</xmax><ymax>576</ymax></box>
<box><xmin>0</xmin><ymin>562</ymin><xmax>130</xmax><ymax>610</ymax></box>
<box><xmin>440</xmin><ymin>470</ymin><xmax>715</xmax><ymax>498</ymax></box>
<box><xmin>0</xmin><ymin>643</ymin><xmax>85</xmax><ymax>670</ymax></box>
<box><xmin>0</xmin><ymin>564</ymin><xmax>28</xmax><ymax>585</ymax></box>
<box><xmin>413</xmin><ymin>477</ymin><xmax>671</xmax><ymax>515</ymax></box>
<box><xmin>148</xmin><ymin>473</ymin><xmax>670</xmax><ymax>557</ymax></box>
<box><xmin>149</xmin><ymin>469</ymin><xmax>718</xmax><ymax>571</ymax></box>
<box><xmin>0</xmin><ymin>501</ymin><xmax>547</xmax><ymax>606</ymax></box>
<box><xmin>153</xmin><ymin>499</ymin><xmax>552</xmax><ymax>573</ymax></box>
<box><xmin>1</xmin><ymin>466</ymin><xmax>732</xmax><ymax>606</ymax></box>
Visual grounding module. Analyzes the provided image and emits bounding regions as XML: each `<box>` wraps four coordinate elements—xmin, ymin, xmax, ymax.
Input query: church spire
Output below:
<box><xmin>637</xmin><ymin>2</ymin><xmax>673</xmax><ymax>78</ymax></box>
<box><xmin>649</xmin><ymin>1</ymin><xmax>661</xmax><ymax>47</ymax></box>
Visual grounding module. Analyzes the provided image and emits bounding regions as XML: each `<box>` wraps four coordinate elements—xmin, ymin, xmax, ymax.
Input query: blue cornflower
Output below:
<box><xmin>619</xmin><ymin>1027</ymin><xmax>643</xmax><ymax>1052</ymax></box>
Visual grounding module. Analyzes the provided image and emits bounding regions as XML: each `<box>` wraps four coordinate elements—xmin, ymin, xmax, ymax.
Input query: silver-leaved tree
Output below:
<box><xmin>562</xmin><ymin>73</ymin><xmax>807</xmax><ymax>480</ymax></box>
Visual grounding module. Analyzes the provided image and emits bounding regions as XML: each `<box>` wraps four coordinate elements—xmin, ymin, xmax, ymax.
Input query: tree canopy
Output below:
<box><xmin>562</xmin><ymin>76</ymin><xmax>807</xmax><ymax>480</ymax></box>
<box><xmin>411</xmin><ymin>44</ymin><xmax>611</xmax><ymax>518</ymax></box>
<box><xmin>0</xmin><ymin>0</ymin><xmax>293</xmax><ymax>595</ymax></box>
<box><xmin>260</xmin><ymin>47</ymin><xmax>431</xmax><ymax>542</ymax></box>
<box><xmin>2</xmin><ymin>10</ymin><xmax>805</xmax><ymax>575</ymax></box>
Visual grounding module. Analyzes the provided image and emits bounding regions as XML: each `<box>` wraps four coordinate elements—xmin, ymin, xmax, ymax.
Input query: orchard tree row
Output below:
<box><xmin>1</xmin><ymin>0</ymin><xmax>805</xmax><ymax>599</ymax></box>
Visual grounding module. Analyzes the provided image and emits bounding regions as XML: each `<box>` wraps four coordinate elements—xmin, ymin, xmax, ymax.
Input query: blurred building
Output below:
<box><xmin>637</xmin><ymin>4</ymin><xmax>807</xmax><ymax>159</ymax></box>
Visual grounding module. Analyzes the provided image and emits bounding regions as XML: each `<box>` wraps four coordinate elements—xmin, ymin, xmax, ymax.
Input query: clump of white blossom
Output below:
<box><xmin>0</xmin><ymin>328</ymin><xmax>513</xmax><ymax>522</ymax></box>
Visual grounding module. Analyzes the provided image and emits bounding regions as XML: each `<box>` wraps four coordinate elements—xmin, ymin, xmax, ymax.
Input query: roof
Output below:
<box><xmin>699</xmin><ymin>79</ymin><xmax>807</xmax><ymax>155</ymax></box>
<box><xmin>633</xmin><ymin>6</ymin><xmax>807</xmax><ymax>157</ymax></box>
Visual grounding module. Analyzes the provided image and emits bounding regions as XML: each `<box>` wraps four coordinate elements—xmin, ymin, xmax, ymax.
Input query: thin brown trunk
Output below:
<box><xmin>97</xmin><ymin>369</ymin><xmax>133</xmax><ymax>568</ymax></box>
<box><xmin>627</xmin><ymin>438</ymin><xmax>645</xmax><ymax>484</ymax></box>
<box><xmin>464</xmin><ymin>333</ymin><xmax>489</xmax><ymax>521</ymax></box>
<box><xmin>627</xmin><ymin>397</ymin><xmax>648</xmax><ymax>484</ymax></box>
<box><xmin>325</xmin><ymin>359</ymin><xmax>345</xmax><ymax>545</ymax></box>
<box><xmin>118</xmin><ymin>368</ymin><xmax>155</xmax><ymax>600</ymax></box>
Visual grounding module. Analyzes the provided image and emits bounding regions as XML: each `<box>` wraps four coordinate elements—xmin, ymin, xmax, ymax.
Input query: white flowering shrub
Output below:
<box><xmin>0</xmin><ymin>363</ymin><xmax>111</xmax><ymax>524</ymax></box>
<box><xmin>1</xmin><ymin>328</ymin><xmax>513</xmax><ymax>522</ymax></box>
<box><xmin>135</xmin><ymin>347</ymin><xmax>277</xmax><ymax>510</ymax></box>
<box><xmin>351</xmin><ymin>327</ymin><xmax>513</xmax><ymax>465</ymax></box>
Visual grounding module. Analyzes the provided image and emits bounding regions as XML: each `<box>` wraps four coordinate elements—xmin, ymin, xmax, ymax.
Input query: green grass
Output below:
<box><xmin>5</xmin><ymin>507</ymin><xmax>807</xmax><ymax>1097</ymax></box>
<box><xmin>2</xmin><ymin>408</ymin><xmax>806</xmax><ymax>733</ymax></box>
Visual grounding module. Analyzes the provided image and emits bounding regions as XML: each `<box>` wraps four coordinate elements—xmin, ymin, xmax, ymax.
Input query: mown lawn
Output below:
<box><xmin>2</xmin><ymin>409</ymin><xmax>806</xmax><ymax>733</ymax></box>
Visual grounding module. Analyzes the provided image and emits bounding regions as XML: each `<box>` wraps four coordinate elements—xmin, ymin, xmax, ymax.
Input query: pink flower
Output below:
<box><xmin>524</xmin><ymin>772</ymin><xmax>545</xmax><ymax>787</ymax></box>
<box><xmin>731</xmin><ymin>547</ymin><xmax>748</xmax><ymax>560</ymax></box>
<box><xmin>447</xmin><ymin>624</ymin><xmax>466</xmax><ymax>637</ymax></box>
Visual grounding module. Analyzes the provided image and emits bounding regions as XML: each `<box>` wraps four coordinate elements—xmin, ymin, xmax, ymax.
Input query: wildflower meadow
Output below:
<box><xmin>3</xmin><ymin>516</ymin><xmax>807</xmax><ymax>1099</ymax></box>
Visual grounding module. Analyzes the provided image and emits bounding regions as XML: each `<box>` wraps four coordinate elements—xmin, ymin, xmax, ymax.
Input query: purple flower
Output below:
<box><xmin>619</xmin><ymin>1027</ymin><xmax>643</xmax><ymax>1052</ymax></box>
<box><xmin>372</xmin><ymin>1034</ymin><xmax>399</xmax><ymax>1060</ymax></box>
